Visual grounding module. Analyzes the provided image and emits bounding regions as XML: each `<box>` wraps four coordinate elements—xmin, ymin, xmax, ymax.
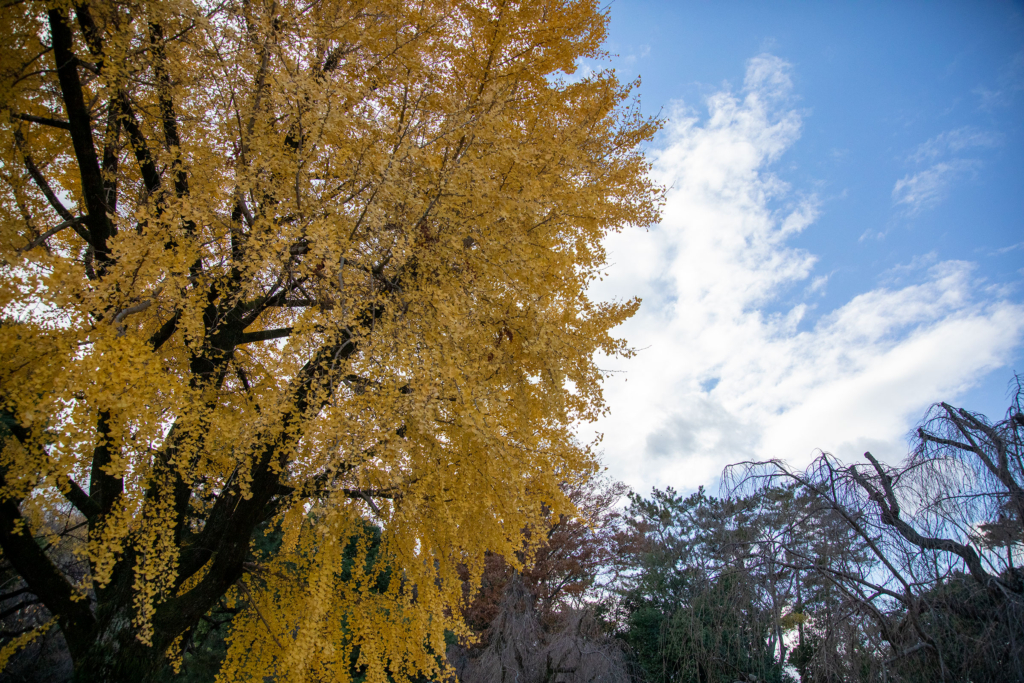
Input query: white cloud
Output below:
<box><xmin>587</xmin><ymin>54</ymin><xmax>1024</xmax><ymax>495</ymax></box>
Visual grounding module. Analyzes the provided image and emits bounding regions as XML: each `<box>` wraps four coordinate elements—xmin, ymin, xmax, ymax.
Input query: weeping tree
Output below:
<box><xmin>448</xmin><ymin>572</ymin><xmax>633</xmax><ymax>683</ymax></box>
<box><xmin>449</xmin><ymin>474</ymin><xmax>630</xmax><ymax>683</ymax></box>
<box><xmin>732</xmin><ymin>379</ymin><xmax>1024</xmax><ymax>682</ymax></box>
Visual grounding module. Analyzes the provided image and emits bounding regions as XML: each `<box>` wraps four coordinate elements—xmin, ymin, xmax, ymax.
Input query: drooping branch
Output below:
<box><xmin>750</xmin><ymin>458</ymin><xmax>917</xmax><ymax>598</ymax></box>
<box><xmin>914</xmin><ymin>399</ymin><xmax>1024</xmax><ymax>567</ymax></box>
<box><xmin>946</xmin><ymin>404</ymin><xmax>1024</xmax><ymax>515</ymax></box>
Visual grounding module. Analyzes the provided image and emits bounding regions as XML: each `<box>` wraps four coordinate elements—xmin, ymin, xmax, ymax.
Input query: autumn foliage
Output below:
<box><xmin>0</xmin><ymin>0</ymin><xmax>659</xmax><ymax>680</ymax></box>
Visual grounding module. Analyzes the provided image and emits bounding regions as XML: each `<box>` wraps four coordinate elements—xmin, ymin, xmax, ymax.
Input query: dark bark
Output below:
<box><xmin>238</xmin><ymin>327</ymin><xmax>293</xmax><ymax>344</ymax></box>
<box><xmin>71</xmin><ymin>619</ymin><xmax>166</xmax><ymax>683</ymax></box>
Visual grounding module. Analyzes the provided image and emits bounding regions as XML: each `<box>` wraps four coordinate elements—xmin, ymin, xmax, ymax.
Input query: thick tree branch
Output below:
<box><xmin>0</xmin><ymin>599</ymin><xmax>42</xmax><ymax>621</ymax></box>
<box><xmin>237</xmin><ymin>327</ymin><xmax>293</xmax><ymax>344</ymax></box>
<box><xmin>342</xmin><ymin>487</ymin><xmax>397</xmax><ymax>500</ymax></box>
<box><xmin>0</xmin><ymin>409</ymin><xmax>30</xmax><ymax>448</ymax></box>
<box><xmin>948</xmin><ymin>405</ymin><xmax>1024</xmax><ymax>498</ymax></box>
<box><xmin>761</xmin><ymin>458</ymin><xmax>918</xmax><ymax>598</ymax></box>
<box><xmin>12</xmin><ymin>112</ymin><xmax>71</xmax><ymax>129</ymax></box>
<box><xmin>853</xmin><ymin>453</ymin><xmax>993</xmax><ymax>588</ymax></box>
<box><xmin>20</xmin><ymin>216</ymin><xmax>86</xmax><ymax>252</ymax></box>
<box><xmin>149</xmin><ymin>311</ymin><xmax>181</xmax><ymax>351</ymax></box>
<box><xmin>0</xmin><ymin>473</ymin><xmax>95</xmax><ymax>658</ymax></box>
<box><xmin>101</xmin><ymin>106</ymin><xmax>120</xmax><ymax>217</ymax></box>
<box><xmin>117</xmin><ymin>92</ymin><xmax>162</xmax><ymax>196</ymax></box>
<box><xmin>917</xmin><ymin>429</ymin><xmax>975</xmax><ymax>455</ymax></box>
<box><xmin>0</xmin><ymin>587</ymin><xmax>32</xmax><ymax>602</ymax></box>
<box><xmin>12</xmin><ymin>129</ymin><xmax>92</xmax><ymax>245</ymax></box>
<box><xmin>89</xmin><ymin>410</ymin><xmax>123</xmax><ymax>520</ymax></box>
<box><xmin>19</xmin><ymin>147</ymin><xmax>75</xmax><ymax>221</ymax></box>
<box><xmin>273</xmin><ymin>298</ymin><xmax>317</xmax><ymax>307</ymax></box>
<box><xmin>149</xmin><ymin>23</ymin><xmax>190</xmax><ymax>204</ymax></box>
<box><xmin>73</xmin><ymin>3</ymin><xmax>105</xmax><ymax>58</ymax></box>
<box><xmin>61</xmin><ymin>475</ymin><xmax>101</xmax><ymax>520</ymax></box>
<box><xmin>166</xmin><ymin>332</ymin><xmax>359</xmax><ymax>640</ymax></box>
<box><xmin>48</xmin><ymin>9</ymin><xmax>115</xmax><ymax>265</ymax></box>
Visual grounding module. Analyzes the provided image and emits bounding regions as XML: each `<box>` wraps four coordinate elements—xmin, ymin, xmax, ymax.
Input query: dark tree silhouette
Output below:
<box><xmin>730</xmin><ymin>378</ymin><xmax>1024</xmax><ymax>682</ymax></box>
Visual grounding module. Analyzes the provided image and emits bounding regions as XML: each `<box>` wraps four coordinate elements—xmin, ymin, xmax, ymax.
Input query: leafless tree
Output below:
<box><xmin>448</xmin><ymin>573</ymin><xmax>632</xmax><ymax>683</ymax></box>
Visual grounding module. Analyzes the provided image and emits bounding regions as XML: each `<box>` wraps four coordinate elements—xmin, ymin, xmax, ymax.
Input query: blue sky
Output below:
<box><xmin>584</xmin><ymin>1</ymin><xmax>1024</xmax><ymax>493</ymax></box>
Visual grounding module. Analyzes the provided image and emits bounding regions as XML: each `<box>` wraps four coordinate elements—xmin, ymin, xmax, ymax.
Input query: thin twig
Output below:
<box><xmin>236</xmin><ymin>578</ymin><xmax>285</xmax><ymax>650</ymax></box>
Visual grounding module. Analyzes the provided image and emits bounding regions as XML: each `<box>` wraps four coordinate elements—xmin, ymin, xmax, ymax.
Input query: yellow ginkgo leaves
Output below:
<box><xmin>0</xmin><ymin>0</ymin><xmax>659</xmax><ymax>680</ymax></box>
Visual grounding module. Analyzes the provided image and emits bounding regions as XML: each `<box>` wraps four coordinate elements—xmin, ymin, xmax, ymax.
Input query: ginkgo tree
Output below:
<box><xmin>0</xmin><ymin>0</ymin><xmax>659</xmax><ymax>680</ymax></box>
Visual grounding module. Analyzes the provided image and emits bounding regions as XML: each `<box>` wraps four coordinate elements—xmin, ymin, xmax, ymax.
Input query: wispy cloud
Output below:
<box><xmin>588</xmin><ymin>54</ymin><xmax>1024</xmax><ymax>494</ymax></box>
<box><xmin>996</xmin><ymin>241</ymin><xmax>1024</xmax><ymax>255</ymax></box>
<box><xmin>974</xmin><ymin>50</ymin><xmax>1024</xmax><ymax>111</ymax></box>
<box><xmin>622</xmin><ymin>44</ymin><xmax>651</xmax><ymax>65</ymax></box>
<box><xmin>892</xmin><ymin>125</ymin><xmax>999</xmax><ymax>215</ymax></box>
<box><xmin>892</xmin><ymin>160</ymin><xmax>978</xmax><ymax>215</ymax></box>
<box><xmin>907</xmin><ymin>127</ymin><xmax>1001</xmax><ymax>163</ymax></box>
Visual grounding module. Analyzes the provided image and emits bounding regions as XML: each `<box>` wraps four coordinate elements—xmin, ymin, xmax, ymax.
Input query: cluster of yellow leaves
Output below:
<box><xmin>0</xmin><ymin>0</ymin><xmax>659</xmax><ymax>679</ymax></box>
<box><xmin>0</xmin><ymin>618</ymin><xmax>55</xmax><ymax>670</ymax></box>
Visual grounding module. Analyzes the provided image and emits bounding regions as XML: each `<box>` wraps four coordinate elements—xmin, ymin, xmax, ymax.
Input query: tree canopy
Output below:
<box><xmin>0</xmin><ymin>0</ymin><xmax>659</xmax><ymax>679</ymax></box>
